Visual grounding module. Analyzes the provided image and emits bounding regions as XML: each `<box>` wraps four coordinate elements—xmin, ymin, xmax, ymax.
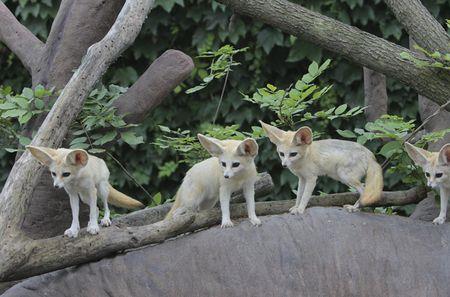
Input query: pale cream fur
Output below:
<box><xmin>166</xmin><ymin>135</ymin><xmax>261</xmax><ymax>227</ymax></box>
<box><xmin>260</xmin><ymin>121</ymin><xmax>383</xmax><ymax>214</ymax></box>
<box><xmin>27</xmin><ymin>146</ymin><xmax>143</xmax><ymax>238</ymax></box>
<box><xmin>405</xmin><ymin>142</ymin><xmax>450</xmax><ymax>224</ymax></box>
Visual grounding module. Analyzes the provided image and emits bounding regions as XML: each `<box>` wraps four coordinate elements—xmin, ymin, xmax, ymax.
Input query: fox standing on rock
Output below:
<box><xmin>27</xmin><ymin>146</ymin><xmax>144</xmax><ymax>238</ymax></box>
<box><xmin>260</xmin><ymin>121</ymin><xmax>384</xmax><ymax>214</ymax></box>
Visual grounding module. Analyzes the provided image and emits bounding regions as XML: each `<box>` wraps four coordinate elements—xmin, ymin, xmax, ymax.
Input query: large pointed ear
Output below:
<box><xmin>259</xmin><ymin>121</ymin><xmax>284</xmax><ymax>145</ymax></box>
<box><xmin>197</xmin><ymin>134</ymin><xmax>224</xmax><ymax>157</ymax></box>
<box><xmin>404</xmin><ymin>142</ymin><xmax>430</xmax><ymax>167</ymax></box>
<box><xmin>438</xmin><ymin>143</ymin><xmax>450</xmax><ymax>165</ymax></box>
<box><xmin>26</xmin><ymin>146</ymin><xmax>57</xmax><ymax>166</ymax></box>
<box><xmin>237</xmin><ymin>138</ymin><xmax>258</xmax><ymax>157</ymax></box>
<box><xmin>66</xmin><ymin>149</ymin><xmax>89</xmax><ymax>167</ymax></box>
<box><xmin>292</xmin><ymin>126</ymin><xmax>313</xmax><ymax>146</ymax></box>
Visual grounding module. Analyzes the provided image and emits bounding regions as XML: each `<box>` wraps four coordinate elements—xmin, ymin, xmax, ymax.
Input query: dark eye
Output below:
<box><xmin>232</xmin><ymin>162</ymin><xmax>240</xmax><ymax>168</ymax></box>
<box><xmin>221</xmin><ymin>162</ymin><xmax>226</xmax><ymax>167</ymax></box>
<box><xmin>289</xmin><ymin>152</ymin><xmax>298</xmax><ymax>157</ymax></box>
<box><xmin>436</xmin><ymin>173</ymin><xmax>443</xmax><ymax>178</ymax></box>
<box><xmin>51</xmin><ymin>171</ymin><xmax>56</xmax><ymax>177</ymax></box>
<box><xmin>62</xmin><ymin>172</ymin><xmax>71</xmax><ymax>177</ymax></box>
<box><xmin>279</xmin><ymin>152</ymin><xmax>285</xmax><ymax>157</ymax></box>
<box><xmin>425</xmin><ymin>172</ymin><xmax>430</xmax><ymax>177</ymax></box>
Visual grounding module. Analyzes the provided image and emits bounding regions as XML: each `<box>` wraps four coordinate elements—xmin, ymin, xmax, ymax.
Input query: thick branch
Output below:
<box><xmin>0</xmin><ymin>212</ymin><xmax>195</xmax><ymax>282</ymax></box>
<box><xmin>217</xmin><ymin>0</ymin><xmax>450</xmax><ymax>110</ymax></box>
<box><xmin>384</xmin><ymin>0</ymin><xmax>450</xmax><ymax>53</ymax></box>
<box><xmin>0</xmin><ymin>0</ymin><xmax>155</xmax><ymax>240</ymax></box>
<box><xmin>114</xmin><ymin>49</ymin><xmax>194</xmax><ymax>123</ymax></box>
<box><xmin>0</xmin><ymin>2</ymin><xmax>44</xmax><ymax>72</ymax></box>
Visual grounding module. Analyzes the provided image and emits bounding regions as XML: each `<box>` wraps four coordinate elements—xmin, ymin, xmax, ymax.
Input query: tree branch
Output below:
<box><xmin>0</xmin><ymin>211</ymin><xmax>195</xmax><ymax>282</ymax></box>
<box><xmin>0</xmin><ymin>2</ymin><xmax>44</xmax><ymax>73</ymax></box>
<box><xmin>0</xmin><ymin>0</ymin><xmax>156</xmax><ymax>241</ymax></box>
<box><xmin>216</xmin><ymin>0</ymin><xmax>450</xmax><ymax>110</ymax></box>
<box><xmin>113</xmin><ymin>49</ymin><xmax>194</xmax><ymax>123</ymax></box>
<box><xmin>384</xmin><ymin>0</ymin><xmax>450</xmax><ymax>53</ymax></box>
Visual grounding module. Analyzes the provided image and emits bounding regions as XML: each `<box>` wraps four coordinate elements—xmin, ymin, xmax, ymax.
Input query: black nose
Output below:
<box><xmin>282</xmin><ymin>164</ymin><xmax>287</xmax><ymax>168</ymax></box>
<box><xmin>54</xmin><ymin>185</ymin><xmax>60</xmax><ymax>189</ymax></box>
<box><xmin>224</xmin><ymin>175</ymin><xmax>229</xmax><ymax>179</ymax></box>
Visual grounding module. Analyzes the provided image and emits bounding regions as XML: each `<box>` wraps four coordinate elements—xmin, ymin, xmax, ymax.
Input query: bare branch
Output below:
<box><xmin>0</xmin><ymin>211</ymin><xmax>195</xmax><ymax>282</ymax></box>
<box><xmin>216</xmin><ymin>0</ymin><xmax>450</xmax><ymax>110</ymax></box>
<box><xmin>0</xmin><ymin>2</ymin><xmax>44</xmax><ymax>73</ymax></box>
<box><xmin>114</xmin><ymin>49</ymin><xmax>194</xmax><ymax>123</ymax></box>
<box><xmin>385</xmin><ymin>0</ymin><xmax>450</xmax><ymax>53</ymax></box>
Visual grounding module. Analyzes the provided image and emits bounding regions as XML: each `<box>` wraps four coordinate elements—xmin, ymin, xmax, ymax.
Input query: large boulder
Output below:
<box><xmin>3</xmin><ymin>207</ymin><xmax>450</xmax><ymax>297</ymax></box>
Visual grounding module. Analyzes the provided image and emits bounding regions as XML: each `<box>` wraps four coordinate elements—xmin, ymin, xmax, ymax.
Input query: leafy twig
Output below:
<box><xmin>213</xmin><ymin>55</ymin><xmax>232</xmax><ymax>124</ymax></box>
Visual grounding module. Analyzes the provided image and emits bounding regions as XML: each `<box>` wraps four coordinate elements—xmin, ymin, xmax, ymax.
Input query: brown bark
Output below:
<box><xmin>363</xmin><ymin>67</ymin><xmax>388</xmax><ymax>121</ymax></box>
<box><xmin>217</xmin><ymin>0</ymin><xmax>450</xmax><ymax>110</ymax></box>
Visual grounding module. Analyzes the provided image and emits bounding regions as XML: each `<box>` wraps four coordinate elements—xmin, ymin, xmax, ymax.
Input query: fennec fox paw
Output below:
<box><xmin>250</xmin><ymin>217</ymin><xmax>261</xmax><ymax>226</ymax></box>
<box><xmin>432</xmin><ymin>216</ymin><xmax>446</xmax><ymax>225</ymax></box>
<box><xmin>221</xmin><ymin>219</ymin><xmax>234</xmax><ymax>228</ymax></box>
<box><xmin>343</xmin><ymin>204</ymin><xmax>360</xmax><ymax>213</ymax></box>
<box><xmin>289</xmin><ymin>206</ymin><xmax>304</xmax><ymax>215</ymax></box>
<box><xmin>64</xmin><ymin>227</ymin><xmax>79</xmax><ymax>238</ymax></box>
<box><xmin>87</xmin><ymin>222</ymin><xmax>100</xmax><ymax>234</ymax></box>
<box><xmin>100</xmin><ymin>217</ymin><xmax>111</xmax><ymax>227</ymax></box>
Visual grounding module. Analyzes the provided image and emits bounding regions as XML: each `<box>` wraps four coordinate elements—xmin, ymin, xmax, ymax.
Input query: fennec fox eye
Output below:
<box><xmin>62</xmin><ymin>172</ymin><xmax>71</xmax><ymax>177</ymax></box>
<box><xmin>232</xmin><ymin>162</ymin><xmax>240</xmax><ymax>168</ymax></box>
<box><xmin>425</xmin><ymin>172</ymin><xmax>430</xmax><ymax>177</ymax></box>
<box><xmin>221</xmin><ymin>161</ymin><xmax>226</xmax><ymax>167</ymax></box>
<box><xmin>435</xmin><ymin>173</ymin><xmax>443</xmax><ymax>178</ymax></box>
<box><xmin>289</xmin><ymin>152</ymin><xmax>298</xmax><ymax>157</ymax></box>
<box><xmin>51</xmin><ymin>171</ymin><xmax>56</xmax><ymax>177</ymax></box>
<box><xmin>279</xmin><ymin>152</ymin><xmax>285</xmax><ymax>157</ymax></box>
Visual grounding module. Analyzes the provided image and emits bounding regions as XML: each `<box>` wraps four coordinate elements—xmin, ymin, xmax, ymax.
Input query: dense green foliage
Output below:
<box><xmin>1</xmin><ymin>0</ymin><xmax>450</xmax><ymax>204</ymax></box>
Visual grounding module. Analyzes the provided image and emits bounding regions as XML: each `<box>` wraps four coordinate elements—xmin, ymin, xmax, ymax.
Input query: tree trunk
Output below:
<box><xmin>363</xmin><ymin>67</ymin><xmax>388</xmax><ymax>122</ymax></box>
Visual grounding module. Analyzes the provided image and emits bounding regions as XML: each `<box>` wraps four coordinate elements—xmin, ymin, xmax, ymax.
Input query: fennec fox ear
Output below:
<box><xmin>26</xmin><ymin>145</ymin><xmax>57</xmax><ymax>166</ymax></box>
<box><xmin>197</xmin><ymin>134</ymin><xmax>224</xmax><ymax>157</ymax></box>
<box><xmin>66</xmin><ymin>149</ymin><xmax>89</xmax><ymax>167</ymax></box>
<box><xmin>404</xmin><ymin>142</ymin><xmax>430</xmax><ymax>167</ymax></box>
<box><xmin>292</xmin><ymin>126</ymin><xmax>313</xmax><ymax>146</ymax></box>
<box><xmin>438</xmin><ymin>143</ymin><xmax>450</xmax><ymax>165</ymax></box>
<box><xmin>259</xmin><ymin>120</ymin><xmax>284</xmax><ymax>145</ymax></box>
<box><xmin>237</xmin><ymin>138</ymin><xmax>258</xmax><ymax>157</ymax></box>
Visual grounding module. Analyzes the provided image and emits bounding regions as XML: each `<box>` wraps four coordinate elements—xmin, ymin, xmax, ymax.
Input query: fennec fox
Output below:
<box><xmin>405</xmin><ymin>142</ymin><xmax>450</xmax><ymax>224</ymax></box>
<box><xmin>260</xmin><ymin>121</ymin><xmax>383</xmax><ymax>214</ymax></box>
<box><xmin>166</xmin><ymin>134</ymin><xmax>261</xmax><ymax>227</ymax></box>
<box><xmin>27</xmin><ymin>146</ymin><xmax>144</xmax><ymax>238</ymax></box>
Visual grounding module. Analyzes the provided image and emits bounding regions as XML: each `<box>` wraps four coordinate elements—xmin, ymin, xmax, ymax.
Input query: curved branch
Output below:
<box><xmin>0</xmin><ymin>2</ymin><xmax>44</xmax><ymax>73</ymax></box>
<box><xmin>0</xmin><ymin>211</ymin><xmax>195</xmax><ymax>282</ymax></box>
<box><xmin>384</xmin><ymin>0</ymin><xmax>450</xmax><ymax>53</ymax></box>
<box><xmin>114</xmin><ymin>49</ymin><xmax>194</xmax><ymax>123</ymax></box>
<box><xmin>217</xmin><ymin>0</ymin><xmax>450</xmax><ymax>110</ymax></box>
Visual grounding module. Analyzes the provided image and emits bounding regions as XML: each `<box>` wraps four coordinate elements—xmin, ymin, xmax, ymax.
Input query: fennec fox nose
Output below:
<box><xmin>224</xmin><ymin>174</ymin><xmax>230</xmax><ymax>179</ymax></box>
<box><xmin>54</xmin><ymin>184</ymin><xmax>61</xmax><ymax>189</ymax></box>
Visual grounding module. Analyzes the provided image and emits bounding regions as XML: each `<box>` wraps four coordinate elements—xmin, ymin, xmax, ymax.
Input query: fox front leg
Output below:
<box><xmin>433</xmin><ymin>187</ymin><xmax>448</xmax><ymax>225</ymax></box>
<box><xmin>290</xmin><ymin>176</ymin><xmax>306</xmax><ymax>214</ymax></box>
<box><xmin>243</xmin><ymin>180</ymin><xmax>261</xmax><ymax>226</ymax></box>
<box><xmin>219</xmin><ymin>185</ymin><xmax>233</xmax><ymax>228</ymax></box>
<box><xmin>81</xmin><ymin>189</ymin><xmax>100</xmax><ymax>235</ymax></box>
<box><xmin>64</xmin><ymin>193</ymin><xmax>80</xmax><ymax>238</ymax></box>
<box><xmin>291</xmin><ymin>176</ymin><xmax>317</xmax><ymax>215</ymax></box>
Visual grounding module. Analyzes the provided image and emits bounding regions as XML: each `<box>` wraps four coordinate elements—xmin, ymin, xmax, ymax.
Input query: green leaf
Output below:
<box><xmin>70</xmin><ymin>137</ymin><xmax>87</xmax><ymax>146</ymax></box>
<box><xmin>2</xmin><ymin>109</ymin><xmax>27</xmax><ymax>118</ymax></box>
<box><xmin>121</xmin><ymin>131</ymin><xmax>144</xmax><ymax>146</ymax></box>
<box><xmin>336</xmin><ymin>129</ymin><xmax>357</xmax><ymax>138</ymax></box>
<box><xmin>13</xmin><ymin>97</ymin><xmax>29</xmax><ymax>109</ymax></box>
<box><xmin>88</xmin><ymin>148</ymin><xmax>106</xmax><ymax>154</ymax></box>
<box><xmin>18</xmin><ymin>135</ymin><xmax>31</xmax><ymax>146</ymax></box>
<box><xmin>266</xmin><ymin>84</ymin><xmax>277</xmax><ymax>92</ymax></box>
<box><xmin>22</xmin><ymin>88</ymin><xmax>34</xmax><ymax>99</ymax></box>
<box><xmin>185</xmin><ymin>84</ymin><xmax>206</xmax><ymax>94</ymax></box>
<box><xmin>0</xmin><ymin>102</ymin><xmax>16</xmax><ymax>110</ymax></box>
<box><xmin>379</xmin><ymin>141</ymin><xmax>402</xmax><ymax>158</ymax></box>
<box><xmin>93</xmin><ymin>131</ymin><xmax>117</xmax><ymax>145</ymax></box>
<box><xmin>334</xmin><ymin>104</ymin><xmax>347</xmax><ymax>115</ymax></box>
<box><xmin>34</xmin><ymin>98</ymin><xmax>44</xmax><ymax>109</ymax></box>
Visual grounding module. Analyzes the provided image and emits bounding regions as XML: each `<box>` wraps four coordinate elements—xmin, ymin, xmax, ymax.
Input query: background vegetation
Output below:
<box><xmin>1</xmin><ymin>0</ymin><xmax>450</xmax><ymax>205</ymax></box>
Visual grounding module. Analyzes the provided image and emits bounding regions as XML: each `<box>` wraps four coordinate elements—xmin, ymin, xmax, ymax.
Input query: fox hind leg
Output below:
<box><xmin>98</xmin><ymin>181</ymin><xmax>111</xmax><ymax>227</ymax></box>
<box><xmin>338</xmin><ymin>168</ymin><xmax>364</xmax><ymax>213</ymax></box>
